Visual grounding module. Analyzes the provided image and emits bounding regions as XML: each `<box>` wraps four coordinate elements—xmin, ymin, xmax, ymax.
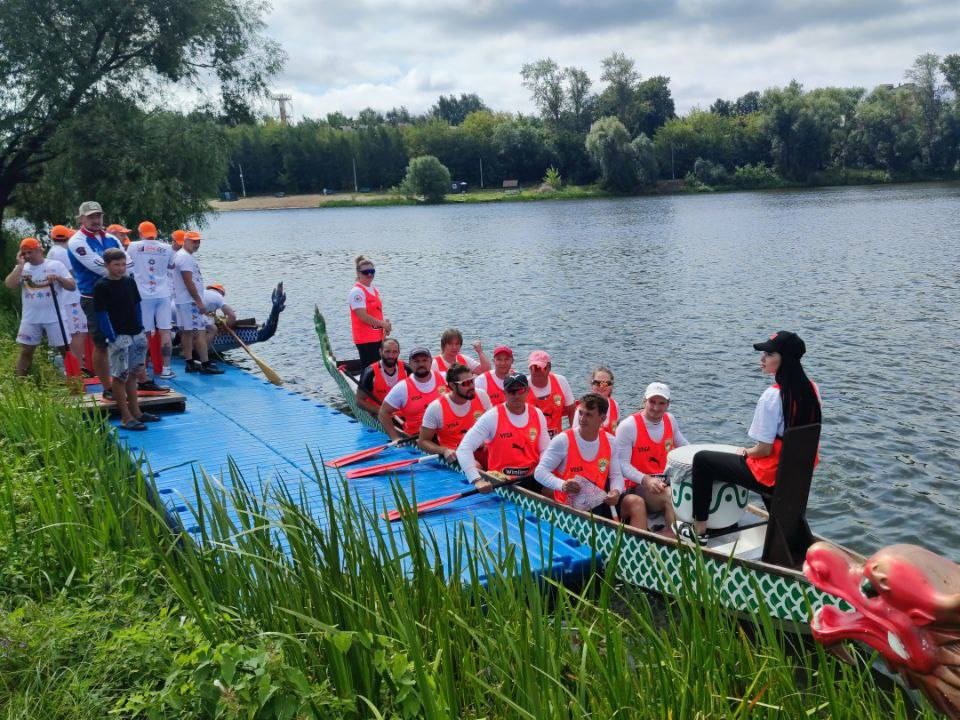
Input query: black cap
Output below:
<box><xmin>753</xmin><ymin>331</ymin><xmax>806</xmax><ymax>359</ymax></box>
<box><xmin>502</xmin><ymin>371</ymin><xmax>529</xmax><ymax>392</ymax></box>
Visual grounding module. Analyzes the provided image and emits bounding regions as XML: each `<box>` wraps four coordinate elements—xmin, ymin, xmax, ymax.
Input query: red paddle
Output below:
<box><xmin>345</xmin><ymin>454</ymin><xmax>439</xmax><ymax>479</ymax></box>
<box><xmin>326</xmin><ymin>438</ymin><xmax>405</xmax><ymax>468</ymax></box>
<box><xmin>383</xmin><ymin>474</ymin><xmax>522</xmax><ymax>521</ymax></box>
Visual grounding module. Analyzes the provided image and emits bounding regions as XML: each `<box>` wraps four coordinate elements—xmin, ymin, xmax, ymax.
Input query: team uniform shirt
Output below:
<box><xmin>421</xmin><ymin>389</ymin><xmax>492</xmax><ymax>446</ymax></box>
<box><xmin>474</xmin><ymin>371</ymin><xmax>507</xmax><ymax>405</ymax></box>
<box><xmin>15</xmin><ymin>260</ymin><xmax>72</xmax><ymax>346</ymax></box>
<box><xmin>126</xmin><ymin>239</ymin><xmax>174</xmax><ymax>299</ymax></box>
<box><xmin>572</xmin><ymin>396</ymin><xmax>620</xmax><ymax>432</ymax></box>
<box><xmin>534</xmin><ymin>428</ymin><xmax>624</xmax><ymax>493</ymax></box>
<box><xmin>66</xmin><ymin>229</ymin><xmax>123</xmax><ymax>296</ymax></box>
<box><xmin>431</xmin><ymin>353</ymin><xmax>480</xmax><ymax>374</ymax></box>
<box><xmin>456</xmin><ymin>404</ymin><xmax>550</xmax><ymax>482</ymax></box>
<box><xmin>201</xmin><ymin>289</ymin><xmax>229</xmax><ymax>328</ymax></box>
<box><xmin>172</xmin><ymin>249</ymin><xmax>203</xmax><ymax>304</ymax></box>
<box><xmin>615</xmin><ymin>412</ymin><xmax>688</xmax><ymax>488</ymax></box>
<box><xmin>382</xmin><ymin>371</ymin><xmax>445</xmax><ymax>434</ymax></box>
<box><xmin>348</xmin><ymin>283</ymin><xmax>384</xmax><ymax>344</ymax></box>
<box><xmin>45</xmin><ymin>245</ymin><xmax>86</xmax><ymax>335</ymax></box>
<box><xmin>528</xmin><ymin>372</ymin><xmax>574</xmax><ymax>435</ymax></box>
<box><xmin>359</xmin><ymin>361</ymin><xmax>412</xmax><ymax>404</ymax></box>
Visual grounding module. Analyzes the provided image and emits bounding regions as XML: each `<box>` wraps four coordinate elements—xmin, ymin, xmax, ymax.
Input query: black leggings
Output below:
<box><xmin>356</xmin><ymin>341</ymin><xmax>382</xmax><ymax>368</ymax></box>
<box><xmin>691</xmin><ymin>450</ymin><xmax>770</xmax><ymax>522</ymax></box>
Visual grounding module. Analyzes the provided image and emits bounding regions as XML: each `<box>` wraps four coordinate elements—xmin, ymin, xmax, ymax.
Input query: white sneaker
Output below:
<box><xmin>159</xmin><ymin>366</ymin><xmax>176</xmax><ymax>379</ymax></box>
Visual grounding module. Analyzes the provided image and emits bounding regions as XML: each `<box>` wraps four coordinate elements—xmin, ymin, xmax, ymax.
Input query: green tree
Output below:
<box><xmin>432</xmin><ymin>94</ymin><xmax>488</xmax><ymax>126</ymax></box>
<box><xmin>563</xmin><ymin>66</ymin><xmax>594</xmax><ymax>132</ymax></box>
<box><xmin>905</xmin><ymin>52</ymin><xmax>945</xmax><ymax>167</ymax></box>
<box><xmin>598</xmin><ymin>51</ymin><xmax>640</xmax><ymax>126</ymax></box>
<box><xmin>631</xmin><ymin>133</ymin><xmax>658</xmax><ymax>186</ymax></box>
<box><xmin>521</xmin><ymin>58</ymin><xmax>565</xmax><ymax>125</ymax></box>
<box><xmin>734</xmin><ymin>91</ymin><xmax>762</xmax><ymax>115</ymax></box>
<box><xmin>585</xmin><ymin>116</ymin><xmax>638</xmax><ymax>192</ymax></box>
<box><xmin>636</xmin><ymin>76</ymin><xmax>675</xmax><ymax>136</ymax></box>
<box><xmin>400</xmin><ymin>155</ymin><xmax>451</xmax><ymax>202</ymax></box>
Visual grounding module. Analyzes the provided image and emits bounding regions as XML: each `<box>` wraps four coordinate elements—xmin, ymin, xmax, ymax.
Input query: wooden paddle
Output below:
<box><xmin>219</xmin><ymin>321</ymin><xmax>283</xmax><ymax>385</ymax></box>
<box><xmin>345</xmin><ymin>454</ymin><xmax>439</xmax><ymax>479</ymax></box>
<box><xmin>326</xmin><ymin>438</ymin><xmax>406</xmax><ymax>468</ymax></box>
<box><xmin>382</xmin><ymin>472</ymin><xmax>521</xmax><ymax>522</ymax></box>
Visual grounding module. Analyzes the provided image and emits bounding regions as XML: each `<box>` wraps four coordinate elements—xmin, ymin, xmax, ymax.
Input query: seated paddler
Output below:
<box><xmin>431</xmin><ymin>327</ymin><xmax>490</xmax><ymax>376</ymax></box>
<box><xmin>419</xmin><ymin>363</ymin><xmax>491</xmax><ymax>463</ymax></box>
<box><xmin>356</xmin><ymin>337</ymin><xmax>410</xmax><ymax>413</ymax></box>
<box><xmin>378</xmin><ymin>345</ymin><xmax>445</xmax><ymax>440</ymax></box>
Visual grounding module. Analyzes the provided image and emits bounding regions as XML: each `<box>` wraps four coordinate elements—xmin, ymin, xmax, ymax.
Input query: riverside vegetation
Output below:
<box><xmin>0</xmin><ymin>244</ymin><xmax>940</xmax><ymax>717</ymax></box>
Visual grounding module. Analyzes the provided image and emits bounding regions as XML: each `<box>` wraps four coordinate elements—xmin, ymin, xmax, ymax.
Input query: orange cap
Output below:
<box><xmin>50</xmin><ymin>225</ymin><xmax>72</xmax><ymax>241</ymax></box>
<box><xmin>184</xmin><ymin>230</ymin><xmax>202</xmax><ymax>242</ymax></box>
<box><xmin>19</xmin><ymin>237</ymin><xmax>41</xmax><ymax>251</ymax></box>
<box><xmin>171</xmin><ymin>229</ymin><xmax>186</xmax><ymax>246</ymax></box>
<box><xmin>206</xmin><ymin>283</ymin><xmax>226</xmax><ymax>295</ymax></box>
<box><xmin>138</xmin><ymin>221</ymin><xmax>158</xmax><ymax>239</ymax></box>
<box><xmin>107</xmin><ymin>223</ymin><xmax>131</xmax><ymax>235</ymax></box>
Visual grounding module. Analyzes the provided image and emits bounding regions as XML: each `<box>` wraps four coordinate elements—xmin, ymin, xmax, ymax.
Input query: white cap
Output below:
<box><xmin>644</xmin><ymin>382</ymin><xmax>671</xmax><ymax>401</ymax></box>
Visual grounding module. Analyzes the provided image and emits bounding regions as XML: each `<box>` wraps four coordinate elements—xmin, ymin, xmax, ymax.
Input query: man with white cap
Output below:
<box><xmin>526</xmin><ymin>349</ymin><xmax>575</xmax><ymax>437</ymax></box>
<box><xmin>378</xmin><ymin>345</ymin><xmax>446</xmax><ymax>439</ymax></box>
<box><xmin>66</xmin><ymin>201</ymin><xmax>125</xmax><ymax>392</ymax></box>
<box><xmin>474</xmin><ymin>344</ymin><xmax>513</xmax><ymax>405</ymax></box>
<box><xmin>614</xmin><ymin>382</ymin><xmax>689</xmax><ymax>531</ymax></box>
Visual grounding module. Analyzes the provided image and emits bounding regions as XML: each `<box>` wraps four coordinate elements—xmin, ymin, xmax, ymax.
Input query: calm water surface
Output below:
<box><xmin>200</xmin><ymin>183</ymin><xmax>960</xmax><ymax>559</ymax></box>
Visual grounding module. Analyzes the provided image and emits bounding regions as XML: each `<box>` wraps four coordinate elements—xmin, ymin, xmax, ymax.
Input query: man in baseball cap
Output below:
<box><xmin>378</xmin><ymin>344</ymin><xmax>445</xmax><ymax>440</ymax></box>
<box><xmin>46</xmin><ymin>225</ymin><xmax>87</xmax><ymax>373</ymax></box>
<box><xmin>475</xmin><ymin>344</ymin><xmax>513</xmax><ymax>405</ymax></box>
<box><xmin>527</xmin><ymin>349</ymin><xmax>575</xmax><ymax>437</ymax></box>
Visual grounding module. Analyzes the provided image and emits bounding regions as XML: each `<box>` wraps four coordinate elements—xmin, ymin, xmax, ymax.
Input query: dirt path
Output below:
<box><xmin>208</xmin><ymin>193</ymin><xmax>398</xmax><ymax>212</ymax></box>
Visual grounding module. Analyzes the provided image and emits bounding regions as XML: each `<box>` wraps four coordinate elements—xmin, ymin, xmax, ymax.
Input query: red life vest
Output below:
<box><xmin>745</xmin><ymin>383</ymin><xmax>820</xmax><ymax>487</ymax></box>
<box><xmin>554</xmin><ymin>429</ymin><xmax>612</xmax><ymax>505</ymax></box>
<box><xmin>395</xmin><ymin>371</ymin><xmax>444</xmax><ymax>435</ymax></box>
<box><xmin>485</xmin><ymin>404</ymin><xmax>543</xmax><ymax>477</ymax></box>
<box><xmin>626</xmin><ymin>413</ymin><xmax>674</xmax><ymax>490</ymax></box>
<box><xmin>481</xmin><ymin>371</ymin><xmax>506</xmax><ymax>405</ymax></box>
<box><xmin>370</xmin><ymin>361</ymin><xmax>407</xmax><ymax>404</ymax></box>
<box><xmin>350</xmin><ymin>283</ymin><xmax>383</xmax><ymax>344</ymax></box>
<box><xmin>434</xmin><ymin>353</ymin><xmax>468</xmax><ymax>373</ymax></box>
<box><xmin>528</xmin><ymin>373</ymin><xmax>565</xmax><ymax>437</ymax></box>
<box><xmin>436</xmin><ymin>393</ymin><xmax>486</xmax><ymax>448</ymax></box>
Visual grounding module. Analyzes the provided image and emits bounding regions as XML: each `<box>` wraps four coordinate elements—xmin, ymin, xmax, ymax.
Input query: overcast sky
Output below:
<box><xmin>260</xmin><ymin>0</ymin><xmax>960</xmax><ymax>121</ymax></box>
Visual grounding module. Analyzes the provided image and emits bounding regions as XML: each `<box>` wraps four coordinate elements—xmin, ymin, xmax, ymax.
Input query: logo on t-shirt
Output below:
<box><xmin>75</xmin><ymin>247</ymin><xmax>86</xmax><ymax>256</ymax></box>
<box><xmin>598</xmin><ymin>458</ymin><xmax>609</xmax><ymax>475</ymax></box>
<box><xmin>528</xmin><ymin>427</ymin><xmax>538</xmax><ymax>442</ymax></box>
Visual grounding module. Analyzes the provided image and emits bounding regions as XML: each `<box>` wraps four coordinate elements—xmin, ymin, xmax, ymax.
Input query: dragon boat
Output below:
<box><xmin>207</xmin><ymin>282</ymin><xmax>286</xmax><ymax>353</ymax></box>
<box><xmin>314</xmin><ymin>307</ymin><xmax>854</xmax><ymax>626</ymax></box>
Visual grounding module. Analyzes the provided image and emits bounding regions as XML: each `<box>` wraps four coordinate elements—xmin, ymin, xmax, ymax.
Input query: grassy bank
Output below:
<box><xmin>0</xmin><ymin>297</ymin><xmax>938</xmax><ymax>717</ymax></box>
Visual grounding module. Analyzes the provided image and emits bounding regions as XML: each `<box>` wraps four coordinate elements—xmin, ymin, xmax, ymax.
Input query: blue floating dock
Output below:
<box><xmin>96</xmin><ymin>365</ymin><xmax>594</xmax><ymax>585</ymax></box>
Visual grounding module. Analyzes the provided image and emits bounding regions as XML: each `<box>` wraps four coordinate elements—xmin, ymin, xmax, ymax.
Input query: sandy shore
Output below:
<box><xmin>208</xmin><ymin>193</ymin><xmax>398</xmax><ymax>212</ymax></box>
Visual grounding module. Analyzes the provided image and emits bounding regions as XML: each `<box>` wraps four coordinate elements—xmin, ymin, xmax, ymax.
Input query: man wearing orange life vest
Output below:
<box><xmin>378</xmin><ymin>346</ymin><xmax>445</xmax><ymax>440</ymax></box>
<box><xmin>534</xmin><ymin>393</ymin><xmax>623</xmax><ymax>518</ymax></box>
<box><xmin>419</xmin><ymin>363</ymin><xmax>492</xmax><ymax>462</ymax></box>
<box><xmin>456</xmin><ymin>372</ymin><xmax>550</xmax><ymax>493</ymax></box>
<box><xmin>527</xmin><ymin>350</ymin><xmax>575</xmax><ymax>437</ymax></box>
<box><xmin>474</xmin><ymin>345</ymin><xmax>513</xmax><ymax>405</ymax></box>
<box><xmin>431</xmin><ymin>328</ymin><xmax>490</xmax><ymax>376</ymax></box>
<box><xmin>349</xmin><ymin>255</ymin><xmax>391</xmax><ymax>368</ymax></box>
<box><xmin>615</xmin><ymin>382</ymin><xmax>687</xmax><ymax>530</ymax></box>
<box><xmin>356</xmin><ymin>338</ymin><xmax>410</xmax><ymax>413</ymax></box>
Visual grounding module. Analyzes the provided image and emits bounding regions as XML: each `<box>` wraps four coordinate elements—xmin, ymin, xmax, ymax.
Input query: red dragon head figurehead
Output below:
<box><xmin>804</xmin><ymin>541</ymin><xmax>960</xmax><ymax>718</ymax></box>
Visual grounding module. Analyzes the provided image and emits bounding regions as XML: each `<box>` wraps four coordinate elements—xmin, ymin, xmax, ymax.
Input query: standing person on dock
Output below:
<box><xmin>573</xmin><ymin>366</ymin><xmax>619</xmax><ymax>432</ymax></box>
<box><xmin>46</xmin><ymin>225</ymin><xmax>87</xmax><ymax>372</ymax></box>
<box><xmin>534</xmin><ymin>393</ymin><xmax>623</xmax><ymax>518</ymax></box>
<box><xmin>349</xmin><ymin>255</ymin><xmax>391</xmax><ymax>368</ymax></box>
<box><xmin>527</xmin><ymin>350</ymin><xmax>575</xmax><ymax>437</ymax></box>
<box><xmin>172</xmin><ymin>231</ymin><xmax>223</xmax><ymax>374</ymax></box>
<box><xmin>356</xmin><ymin>338</ymin><xmax>410</xmax><ymax>413</ymax></box>
<box><xmin>93</xmin><ymin>248</ymin><xmax>160</xmax><ymax>430</ymax></box>
<box><xmin>615</xmin><ymin>382</ymin><xmax>686</xmax><ymax>531</ymax></box>
<box><xmin>431</xmin><ymin>328</ymin><xmax>490</xmax><ymax>376</ymax></box>
<box><xmin>419</xmin><ymin>363</ymin><xmax>492</xmax><ymax>462</ymax></box>
<box><xmin>127</xmin><ymin>221</ymin><xmax>176</xmax><ymax>379</ymax></box>
<box><xmin>474</xmin><ymin>345</ymin><xmax>513</xmax><ymax>405</ymax></box>
<box><xmin>66</xmin><ymin>201</ymin><xmax>125</xmax><ymax>392</ymax></box>
<box><xmin>679</xmin><ymin>332</ymin><xmax>821</xmax><ymax>544</ymax></box>
<box><xmin>378</xmin><ymin>346</ymin><xmax>444</xmax><ymax>438</ymax></box>
<box><xmin>457</xmin><ymin>372</ymin><xmax>550</xmax><ymax>494</ymax></box>
<box><xmin>107</xmin><ymin>223</ymin><xmax>132</xmax><ymax>249</ymax></box>
<box><xmin>4</xmin><ymin>237</ymin><xmax>75</xmax><ymax>376</ymax></box>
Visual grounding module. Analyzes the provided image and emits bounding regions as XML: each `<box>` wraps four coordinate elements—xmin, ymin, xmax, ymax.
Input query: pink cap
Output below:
<box><xmin>493</xmin><ymin>345</ymin><xmax>513</xmax><ymax>357</ymax></box>
<box><xmin>527</xmin><ymin>350</ymin><xmax>551</xmax><ymax>368</ymax></box>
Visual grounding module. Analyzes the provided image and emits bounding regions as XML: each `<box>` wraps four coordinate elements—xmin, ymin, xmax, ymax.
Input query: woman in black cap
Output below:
<box><xmin>677</xmin><ymin>331</ymin><xmax>821</xmax><ymax>544</ymax></box>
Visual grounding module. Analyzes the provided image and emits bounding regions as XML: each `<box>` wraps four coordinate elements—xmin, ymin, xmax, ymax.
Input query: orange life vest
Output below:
<box><xmin>626</xmin><ymin>413</ymin><xmax>674</xmax><ymax>490</ymax></box>
<box><xmin>745</xmin><ymin>382</ymin><xmax>820</xmax><ymax>487</ymax></box>
<box><xmin>370</xmin><ymin>361</ymin><xmax>407</xmax><ymax>404</ymax></box>
<box><xmin>528</xmin><ymin>373</ymin><xmax>565</xmax><ymax>437</ymax></box>
<box><xmin>485</xmin><ymin>404</ymin><xmax>543</xmax><ymax>477</ymax></box>
<box><xmin>350</xmin><ymin>283</ymin><xmax>383</xmax><ymax>344</ymax></box>
<box><xmin>481</xmin><ymin>371</ymin><xmax>506</xmax><ymax>405</ymax></box>
<box><xmin>436</xmin><ymin>394</ymin><xmax>486</xmax><ymax>448</ymax></box>
<box><xmin>434</xmin><ymin>353</ymin><xmax>468</xmax><ymax>373</ymax></box>
<box><xmin>395</xmin><ymin>371</ymin><xmax>444</xmax><ymax>435</ymax></box>
<box><xmin>554</xmin><ymin>429</ymin><xmax>612</xmax><ymax>505</ymax></box>
<box><xmin>604</xmin><ymin>397</ymin><xmax>619</xmax><ymax>431</ymax></box>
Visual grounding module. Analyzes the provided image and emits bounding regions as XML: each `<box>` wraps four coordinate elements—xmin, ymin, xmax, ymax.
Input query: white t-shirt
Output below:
<box><xmin>474</xmin><ymin>371</ymin><xmax>505</xmax><ymax>396</ymax></box>
<box><xmin>421</xmin><ymin>389</ymin><xmax>492</xmax><ymax>430</ymax></box>
<box><xmin>615</xmin><ymin>412</ymin><xmax>688</xmax><ymax>485</ymax></box>
<box><xmin>19</xmin><ymin>260</ymin><xmax>70</xmax><ymax>324</ymax></box>
<box><xmin>529</xmin><ymin>372</ymin><xmax>574</xmax><ymax>405</ymax></box>
<box><xmin>45</xmin><ymin>245</ymin><xmax>81</xmax><ymax>305</ymax></box>
<box><xmin>748</xmin><ymin>387</ymin><xmax>785</xmax><ymax>443</ymax></box>
<box><xmin>172</xmin><ymin>248</ymin><xmax>203</xmax><ymax>304</ymax></box>
<box><xmin>431</xmin><ymin>354</ymin><xmax>480</xmax><ymax>373</ymax></box>
<box><xmin>382</xmin><ymin>372</ymin><xmax>441</xmax><ymax>409</ymax></box>
<box><xmin>127</xmin><ymin>239</ymin><xmax>174</xmax><ymax>299</ymax></box>
<box><xmin>203</xmin><ymin>289</ymin><xmax>225</xmax><ymax>313</ymax></box>
<box><xmin>535</xmin><ymin>428</ymin><xmax>624</xmax><ymax>492</ymax></box>
<box><xmin>456</xmin><ymin>405</ymin><xmax>550</xmax><ymax>482</ymax></box>
<box><xmin>348</xmin><ymin>283</ymin><xmax>376</xmax><ymax>310</ymax></box>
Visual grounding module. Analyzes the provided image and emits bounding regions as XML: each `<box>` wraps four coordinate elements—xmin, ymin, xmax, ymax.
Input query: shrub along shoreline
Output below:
<box><xmin>0</xmin><ymin>296</ymin><xmax>937</xmax><ymax>718</ymax></box>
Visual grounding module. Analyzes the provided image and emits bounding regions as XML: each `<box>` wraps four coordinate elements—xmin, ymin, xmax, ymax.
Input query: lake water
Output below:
<box><xmin>200</xmin><ymin>182</ymin><xmax>960</xmax><ymax>559</ymax></box>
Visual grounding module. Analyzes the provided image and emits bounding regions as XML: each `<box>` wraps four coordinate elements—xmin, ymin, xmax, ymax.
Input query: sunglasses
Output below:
<box><xmin>451</xmin><ymin>378</ymin><xmax>475</xmax><ymax>387</ymax></box>
<box><xmin>360</xmin><ymin>268</ymin><xmax>376</xmax><ymax>276</ymax></box>
<box><xmin>591</xmin><ymin>380</ymin><xmax>613</xmax><ymax>387</ymax></box>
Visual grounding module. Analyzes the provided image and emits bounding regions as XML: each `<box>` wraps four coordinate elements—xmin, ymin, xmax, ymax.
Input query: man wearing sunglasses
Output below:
<box><xmin>456</xmin><ymin>371</ymin><xmax>550</xmax><ymax>494</ymax></box>
<box><xmin>419</xmin><ymin>363</ymin><xmax>492</xmax><ymax>462</ymax></box>
<box><xmin>379</xmin><ymin>346</ymin><xmax>445</xmax><ymax>439</ymax></box>
<box><xmin>527</xmin><ymin>350</ymin><xmax>575</xmax><ymax>437</ymax></box>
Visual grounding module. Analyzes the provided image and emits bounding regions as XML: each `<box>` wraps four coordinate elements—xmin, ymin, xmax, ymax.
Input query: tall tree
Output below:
<box><xmin>585</xmin><ymin>116</ymin><xmax>639</xmax><ymax>192</ymax></box>
<box><xmin>431</xmin><ymin>93</ymin><xmax>488</xmax><ymax>126</ymax></box>
<box><xmin>521</xmin><ymin>59</ymin><xmax>565</xmax><ymax>125</ymax></box>
<box><xmin>598</xmin><ymin>51</ymin><xmax>640</xmax><ymax>128</ymax></box>
<box><xmin>905</xmin><ymin>52</ymin><xmax>945</xmax><ymax>166</ymax></box>
<box><xmin>563</xmin><ymin>66</ymin><xmax>594</xmax><ymax>132</ymax></box>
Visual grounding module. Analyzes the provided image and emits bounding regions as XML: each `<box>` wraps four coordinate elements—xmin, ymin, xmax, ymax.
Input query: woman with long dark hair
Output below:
<box><xmin>677</xmin><ymin>331</ymin><xmax>821</xmax><ymax>543</ymax></box>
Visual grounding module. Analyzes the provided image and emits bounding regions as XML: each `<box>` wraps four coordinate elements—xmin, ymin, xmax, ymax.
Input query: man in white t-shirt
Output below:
<box><xmin>527</xmin><ymin>350</ymin><xmax>576</xmax><ymax>437</ymax></box>
<box><xmin>46</xmin><ymin>224</ymin><xmax>87</xmax><ymax>371</ymax></box>
<box><xmin>201</xmin><ymin>283</ymin><xmax>237</xmax><ymax>346</ymax></box>
<box><xmin>379</xmin><ymin>346</ymin><xmax>446</xmax><ymax>440</ymax></box>
<box><xmin>419</xmin><ymin>363</ymin><xmax>492</xmax><ymax>462</ymax></box>
<box><xmin>171</xmin><ymin>231</ymin><xmax>222</xmax><ymax>374</ymax></box>
<box><xmin>127</xmin><ymin>220</ymin><xmax>176</xmax><ymax>378</ymax></box>
<box><xmin>4</xmin><ymin>237</ymin><xmax>76</xmax><ymax>375</ymax></box>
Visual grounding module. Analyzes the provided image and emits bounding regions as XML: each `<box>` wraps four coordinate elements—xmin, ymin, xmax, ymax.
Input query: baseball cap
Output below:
<box><xmin>206</xmin><ymin>284</ymin><xmax>226</xmax><ymax>295</ymax></box>
<box><xmin>184</xmin><ymin>230</ymin><xmax>202</xmax><ymax>242</ymax></box>
<box><xmin>78</xmin><ymin>201</ymin><xmax>103</xmax><ymax>216</ymax></box>
<box><xmin>408</xmin><ymin>346</ymin><xmax>431</xmax><ymax>360</ymax></box>
<box><xmin>644</xmin><ymin>382</ymin><xmax>671</xmax><ymax>401</ymax></box>
<box><xmin>503</xmin><ymin>371</ymin><xmax>529</xmax><ymax>392</ymax></box>
<box><xmin>106</xmin><ymin>223</ymin><xmax>131</xmax><ymax>234</ymax></box>
<box><xmin>50</xmin><ymin>225</ymin><xmax>71</xmax><ymax>241</ymax></box>
<box><xmin>493</xmin><ymin>345</ymin><xmax>513</xmax><ymax>358</ymax></box>
<box><xmin>19</xmin><ymin>237</ymin><xmax>41</xmax><ymax>251</ymax></box>
<box><xmin>138</xmin><ymin>221</ymin><xmax>158</xmax><ymax>239</ymax></box>
<box><xmin>527</xmin><ymin>350</ymin><xmax>551</xmax><ymax>368</ymax></box>
<box><xmin>753</xmin><ymin>331</ymin><xmax>806</xmax><ymax>360</ymax></box>
<box><xmin>171</xmin><ymin>229</ymin><xmax>186</xmax><ymax>246</ymax></box>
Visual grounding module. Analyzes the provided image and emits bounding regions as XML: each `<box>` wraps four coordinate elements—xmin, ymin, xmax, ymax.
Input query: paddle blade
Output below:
<box><xmin>326</xmin><ymin>442</ymin><xmax>391</xmax><ymax>468</ymax></box>
<box><xmin>256</xmin><ymin>357</ymin><xmax>284</xmax><ymax>385</ymax></box>
<box><xmin>384</xmin><ymin>492</ymin><xmax>463</xmax><ymax>521</ymax></box>
<box><xmin>345</xmin><ymin>457</ymin><xmax>420</xmax><ymax>479</ymax></box>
